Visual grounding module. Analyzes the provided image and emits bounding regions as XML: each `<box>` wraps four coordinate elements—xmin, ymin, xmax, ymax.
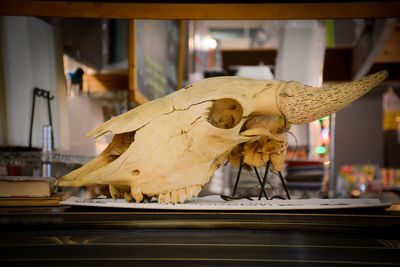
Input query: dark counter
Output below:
<box><xmin>0</xmin><ymin>205</ymin><xmax>399</xmax><ymax>266</ymax></box>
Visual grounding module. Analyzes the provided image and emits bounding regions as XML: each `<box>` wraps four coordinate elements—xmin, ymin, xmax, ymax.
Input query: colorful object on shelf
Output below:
<box><xmin>339</xmin><ymin>164</ymin><xmax>379</xmax><ymax>197</ymax></box>
<box><xmin>315</xmin><ymin>146</ymin><xmax>327</xmax><ymax>154</ymax></box>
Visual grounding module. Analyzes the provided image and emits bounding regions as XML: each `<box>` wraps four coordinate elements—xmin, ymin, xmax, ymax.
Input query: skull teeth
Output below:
<box><xmin>109</xmin><ymin>184</ymin><xmax>202</xmax><ymax>204</ymax></box>
<box><xmin>157</xmin><ymin>185</ymin><xmax>202</xmax><ymax>204</ymax></box>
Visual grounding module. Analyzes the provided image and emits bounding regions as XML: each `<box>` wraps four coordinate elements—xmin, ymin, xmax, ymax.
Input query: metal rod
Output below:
<box><xmin>253</xmin><ymin>167</ymin><xmax>268</xmax><ymax>199</ymax></box>
<box><xmin>46</xmin><ymin>97</ymin><xmax>54</xmax><ymax>150</ymax></box>
<box><xmin>232</xmin><ymin>156</ymin><xmax>243</xmax><ymax>197</ymax></box>
<box><xmin>278</xmin><ymin>171</ymin><xmax>291</xmax><ymax>200</ymax></box>
<box><xmin>28</xmin><ymin>89</ymin><xmax>37</xmax><ymax>148</ymax></box>
<box><xmin>258</xmin><ymin>161</ymin><xmax>271</xmax><ymax>200</ymax></box>
<box><xmin>329</xmin><ymin>113</ymin><xmax>336</xmax><ymax>198</ymax></box>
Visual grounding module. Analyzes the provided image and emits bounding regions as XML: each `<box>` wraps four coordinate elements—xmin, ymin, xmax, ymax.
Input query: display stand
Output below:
<box><xmin>227</xmin><ymin>156</ymin><xmax>291</xmax><ymax>200</ymax></box>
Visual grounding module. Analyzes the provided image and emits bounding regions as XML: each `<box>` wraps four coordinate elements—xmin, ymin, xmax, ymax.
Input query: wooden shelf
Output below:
<box><xmin>82</xmin><ymin>73</ymin><xmax>128</xmax><ymax>92</ymax></box>
<box><xmin>222</xmin><ymin>47</ymin><xmax>400</xmax><ymax>81</ymax></box>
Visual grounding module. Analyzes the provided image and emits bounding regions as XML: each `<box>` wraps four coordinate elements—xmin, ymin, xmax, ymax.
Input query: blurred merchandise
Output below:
<box><xmin>235</xmin><ymin>65</ymin><xmax>274</xmax><ymax>80</ymax></box>
<box><xmin>382</xmin><ymin>88</ymin><xmax>400</xmax><ymax>132</ymax></box>
<box><xmin>66</xmin><ymin>68</ymin><xmax>84</xmax><ymax>97</ymax></box>
<box><xmin>0</xmin><ymin>146</ymin><xmax>93</xmax><ymax>179</ymax></box>
<box><xmin>381</xmin><ymin>167</ymin><xmax>400</xmax><ymax>190</ymax></box>
<box><xmin>338</xmin><ymin>164</ymin><xmax>379</xmax><ymax>197</ymax></box>
<box><xmin>382</xmin><ymin>87</ymin><xmax>400</xmax><ymax>167</ymax></box>
<box><xmin>285</xmin><ymin>160</ymin><xmax>326</xmax><ymax>194</ymax></box>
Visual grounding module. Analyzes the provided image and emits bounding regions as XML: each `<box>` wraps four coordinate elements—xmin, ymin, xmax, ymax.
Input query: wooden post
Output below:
<box><xmin>177</xmin><ymin>20</ymin><xmax>185</xmax><ymax>90</ymax></box>
<box><xmin>128</xmin><ymin>19</ymin><xmax>148</xmax><ymax>105</ymax></box>
<box><xmin>128</xmin><ymin>19</ymin><xmax>136</xmax><ymax>106</ymax></box>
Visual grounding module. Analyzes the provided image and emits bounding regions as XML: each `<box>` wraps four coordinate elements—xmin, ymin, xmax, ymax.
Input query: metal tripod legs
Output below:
<box><xmin>231</xmin><ymin>158</ymin><xmax>291</xmax><ymax>200</ymax></box>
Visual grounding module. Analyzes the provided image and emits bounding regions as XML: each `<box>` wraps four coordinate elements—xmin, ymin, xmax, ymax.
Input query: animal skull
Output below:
<box><xmin>57</xmin><ymin>71</ymin><xmax>388</xmax><ymax>203</ymax></box>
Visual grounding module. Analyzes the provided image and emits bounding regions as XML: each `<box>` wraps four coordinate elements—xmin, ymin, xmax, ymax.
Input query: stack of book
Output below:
<box><xmin>0</xmin><ymin>176</ymin><xmax>61</xmax><ymax>206</ymax></box>
<box><xmin>285</xmin><ymin>161</ymin><xmax>325</xmax><ymax>191</ymax></box>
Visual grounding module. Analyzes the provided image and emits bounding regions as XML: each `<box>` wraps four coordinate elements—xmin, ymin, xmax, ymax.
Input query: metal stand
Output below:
<box><xmin>230</xmin><ymin>158</ymin><xmax>291</xmax><ymax>200</ymax></box>
<box><xmin>231</xmin><ymin>156</ymin><xmax>243</xmax><ymax>198</ymax></box>
<box><xmin>278</xmin><ymin>170</ymin><xmax>291</xmax><ymax>200</ymax></box>
<box><xmin>253</xmin><ymin>166</ymin><xmax>268</xmax><ymax>200</ymax></box>
<box><xmin>29</xmin><ymin>88</ymin><xmax>54</xmax><ymax>149</ymax></box>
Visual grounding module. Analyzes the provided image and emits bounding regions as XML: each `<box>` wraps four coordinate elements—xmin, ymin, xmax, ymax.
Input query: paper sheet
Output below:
<box><xmin>61</xmin><ymin>196</ymin><xmax>391</xmax><ymax>210</ymax></box>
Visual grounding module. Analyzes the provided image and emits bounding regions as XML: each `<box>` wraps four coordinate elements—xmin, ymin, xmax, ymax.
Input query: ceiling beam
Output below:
<box><xmin>0</xmin><ymin>1</ymin><xmax>399</xmax><ymax>20</ymax></box>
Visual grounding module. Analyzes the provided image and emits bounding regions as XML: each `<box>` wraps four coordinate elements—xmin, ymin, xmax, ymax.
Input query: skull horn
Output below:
<box><xmin>279</xmin><ymin>70</ymin><xmax>388</xmax><ymax>124</ymax></box>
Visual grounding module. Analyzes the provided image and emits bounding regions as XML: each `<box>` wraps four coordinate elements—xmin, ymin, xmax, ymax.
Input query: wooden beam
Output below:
<box><xmin>0</xmin><ymin>1</ymin><xmax>399</xmax><ymax>19</ymax></box>
<box><xmin>128</xmin><ymin>20</ymin><xmax>148</xmax><ymax>105</ymax></box>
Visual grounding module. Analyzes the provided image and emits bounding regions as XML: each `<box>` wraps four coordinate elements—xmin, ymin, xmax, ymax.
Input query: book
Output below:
<box><xmin>0</xmin><ymin>196</ymin><xmax>60</xmax><ymax>206</ymax></box>
<box><xmin>0</xmin><ymin>176</ymin><xmax>56</xmax><ymax>197</ymax></box>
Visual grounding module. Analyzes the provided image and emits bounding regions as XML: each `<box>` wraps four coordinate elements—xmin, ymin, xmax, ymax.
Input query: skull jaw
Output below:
<box><xmin>94</xmin><ymin>148</ymin><xmax>235</xmax><ymax>204</ymax></box>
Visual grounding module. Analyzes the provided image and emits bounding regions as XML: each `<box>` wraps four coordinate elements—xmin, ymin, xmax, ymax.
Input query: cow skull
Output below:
<box><xmin>57</xmin><ymin>71</ymin><xmax>388</xmax><ymax>203</ymax></box>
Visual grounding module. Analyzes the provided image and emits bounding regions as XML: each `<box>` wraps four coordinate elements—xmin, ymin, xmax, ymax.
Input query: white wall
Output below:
<box><xmin>1</xmin><ymin>16</ymin><xmax>59</xmax><ymax>148</ymax></box>
<box><xmin>275</xmin><ymin>20</ymin><xmax>326</xmax><ymax>158</ymax></box>
<box><xmin>67</xmin><ymin>96</ymin><xmax>107</xmax><ymax>156</ymax></box>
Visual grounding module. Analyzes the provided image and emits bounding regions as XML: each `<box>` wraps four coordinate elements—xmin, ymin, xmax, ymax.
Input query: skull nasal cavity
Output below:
<box><xmin>105</xmin><ymin>131</ymin><xmax>135</xmax><ymax>163</ymax></box>
<box><xmin>208</xmin><ymin>98</ymin><xmax>243</xmax><ymax>129</ymax></box>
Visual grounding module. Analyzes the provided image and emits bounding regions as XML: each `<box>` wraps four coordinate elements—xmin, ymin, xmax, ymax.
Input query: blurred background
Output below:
<box><xmin>0</xmin><ymin>11</ymin><xmax>399</xmax><ymax>201</ymax></box>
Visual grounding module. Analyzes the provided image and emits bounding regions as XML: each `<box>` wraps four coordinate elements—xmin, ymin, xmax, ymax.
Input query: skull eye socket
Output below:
<box><xmin>208</xmin><ymin>98</ymin><xmax>243</xmax><ymax>129</ymax></box>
